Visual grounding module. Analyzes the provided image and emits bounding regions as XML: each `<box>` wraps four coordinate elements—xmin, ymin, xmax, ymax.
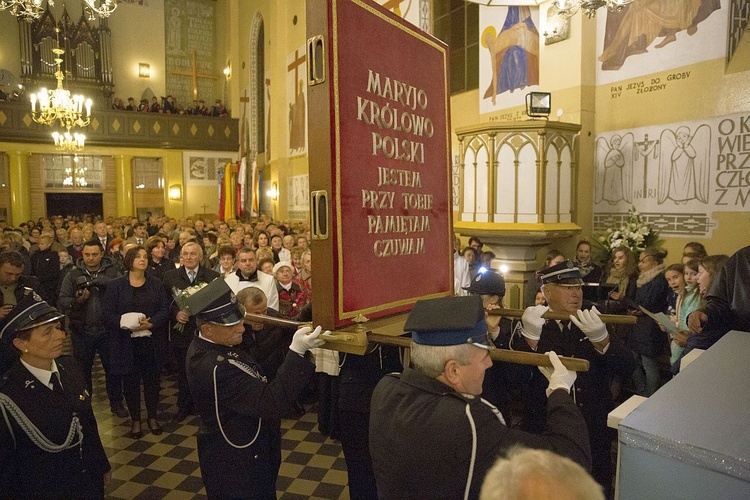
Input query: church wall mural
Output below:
<box><xmin>592</xmin><ymin>0</ymin><xmax>736</xmax><ymax>240</ymax></box>
<box><xmin>374</xmin><ymin>0</ymin><xmax>422</xmax><ymax>29</ymax></box>
<box><xmin>595</xmin><ymin>0</ymin><xmax>727</xmax><ymax>85</ymax></box>
<box><xmin>593</xmin><ymin>110</ymin><xmax>750</xmax><ymax>238</ymax></box>
<box><xmin>287</xmin><ymin>44</ymin><xmax>308</xmax><ymax>157</ymax></box>
<box><xmin>478</xmin><ymin>5</ymin><xmax>540</xmax><ymax>114</ymax></box>
<box><xmin>164</xmin><ymin>0</ymin><xmax>217</xmax><ymax>107</ymax></box>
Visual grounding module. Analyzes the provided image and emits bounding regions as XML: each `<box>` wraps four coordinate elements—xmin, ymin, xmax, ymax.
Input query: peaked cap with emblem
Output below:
<box><xmin>0</xmin><ymin>291</ymin><xmax>65</xmax><ymax>343</ymax></box>
<box><xmin>187</xmin><ymin>278</ymin><xmax>245</xmax><ymax>326</ymax></box>
<box><xmin>538</xmin><ymin>260</ymin><xmax>584</xmax><ymax>286</ymax></box>
<box><xmin>463</xmin><ymin>269</ymin><xmax>506</xmax><ymax>296</ymax></box>
<box><xmin>404</xmin><ymin>295</ymin><xmax>491</xmax><ymax>349</ymax></box>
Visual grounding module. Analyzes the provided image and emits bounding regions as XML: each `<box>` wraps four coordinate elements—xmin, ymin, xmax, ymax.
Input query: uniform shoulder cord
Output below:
<box><xmin>0</xmin><ymin>393</ymin><xmax>82</xmax><ymax>453</ymax></box>
<box><xmin>213</xmin><ymin>360</ymin><xmax>262</xmax><ymax>449</ymax></box>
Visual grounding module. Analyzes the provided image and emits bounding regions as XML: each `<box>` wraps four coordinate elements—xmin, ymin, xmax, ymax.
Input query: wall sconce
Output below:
<box><xmin>266</xmin><ymin>182</ymin><xmax>278</xmax><ymax>201</ymax></box>
<box><xmin>168</xmin><ymin>184</ymin><xmax>182</xmax><ymax>200</ymax></box>
<box><xmin>138</xmin><ymin>63</ymin><xmax>151</xmax><ymax>78</ymax></box>
<box><xmin>526</xmin><ymin>92</ymin><xmax>552</xmax><ymax>118</ymax></box>
<box><xmin>223</xmin><ymin>61</ymin><xmax>231</xmax><ymax>80</ymax></box>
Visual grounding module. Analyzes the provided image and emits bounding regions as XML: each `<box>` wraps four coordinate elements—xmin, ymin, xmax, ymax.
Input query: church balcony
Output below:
<box><xmin>0</xmin><ymin>100</ymin><xmax>239</xmax><ymax>152</ymax></box>
<box><xmin>454</xmin><ymin>120</ymin><xmax>582</xmax><ymax>307</ymax></box>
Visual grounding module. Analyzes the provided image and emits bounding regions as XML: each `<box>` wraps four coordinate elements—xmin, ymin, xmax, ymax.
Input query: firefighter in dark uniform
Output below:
<box><xmin>511</xmin><ymin>260</ymin><xmax>635</xmax><ymax>497</ymax></box>
<box><xmin>369</xmin><ymin>296</ymin><xmax>591</xmax><ymax>499</ymax></box>
<box><xmin>0</xmin><ymin>292</ymin><xmax>111</xmax><ymax>498</ymax></box>
<box><xmin>185</xmin><ymin>279</ymin><xmax>325</xmax><ymax>499</ymax></box>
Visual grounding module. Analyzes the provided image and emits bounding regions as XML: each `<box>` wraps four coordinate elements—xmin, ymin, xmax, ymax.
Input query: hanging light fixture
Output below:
<box><xmin>551</xmin><ymin>0</ymin><xmax>634</xmax><ymax>18</ymax></box>
<box><xmin>0</xmin><ymin>0</ymin><xmax>52</xmax><ymax>22</ymax></box>
<box><xmin>83</xmin><ymin>0</ymin><xmax>117</xmax><ymax>21</ymax></box>
<box><xmin>29</xmin><ymin>38</ymin><xmax>93</xmax><ymax>131</ymax></box>
<box><xmin>52</xmin><ymin>129</ymin><xmax>86</xmax><ymax>152</ymax></box>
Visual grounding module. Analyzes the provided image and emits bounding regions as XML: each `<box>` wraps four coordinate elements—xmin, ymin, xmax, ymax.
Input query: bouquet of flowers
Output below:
<box><xmin>596</xmin><ymin>207</ymin><xmax>660</xmax><ymax>256</ymax></box>
<box><xmin>172</xmin><ymin>282</ymin><xmax>210</xmax><ymax>332</ymax></box>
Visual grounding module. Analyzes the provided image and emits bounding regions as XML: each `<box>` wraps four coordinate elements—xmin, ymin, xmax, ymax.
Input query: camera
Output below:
<box><xmin>75</xmin><ymin>275</ymin><xmax>103</xmax><ymax>292</ymax></box>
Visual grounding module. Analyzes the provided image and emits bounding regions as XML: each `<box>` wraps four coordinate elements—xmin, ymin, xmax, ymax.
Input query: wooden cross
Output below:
<box><xmin>239</xmin><ymin>90</ymin><xmax>250</xmax><ymax>158</ymax></box>
<box><xmin>171</xmin><ymin>50</ymin><xmax>221</xmax><ymax>101</ymax></box>
<box><xmin>200</xmin><ymin>203</ymin><xmax>209</xmax><ymax>214</ymax></box>
<box><xmin>287</xmin><ymin>49</ymin><xmax>306</xmax><ymax>90</ymax></box>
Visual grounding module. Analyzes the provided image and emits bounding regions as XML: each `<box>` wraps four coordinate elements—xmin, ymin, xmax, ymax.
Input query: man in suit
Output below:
<box><xmin>162</xmin><ymin>241</ymin><xmax>219</xmax><ymax>422</ymax></box>
<box><xmin>93</xmin><ymin>220</ymin><xmax>112</xmax><ymax>252</ymax></box>
<box><xmin>126</xmin><ymin>222</ymin><xmax>149</xmax><ymax>247</ymax></box>
<box><xmin>0</xmin><ymin>292</ymin><xmax>111</xmax><ymax>498</ymax></box>
<box><xmin>225</xmin><ymin>248</ymin><xmax>279</xmax><ymax>311</ymax></box>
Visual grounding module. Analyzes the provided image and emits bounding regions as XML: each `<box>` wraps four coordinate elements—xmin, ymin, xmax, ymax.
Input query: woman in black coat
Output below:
<box><xmin>630</xmin><ymin>247</ymin><xmax>670</xmax><ymax>397</ymax></box>
<box><xmin>104</xmin><ymin>246</ymin><xmax>170</xmax><ymax>438</ymax></box>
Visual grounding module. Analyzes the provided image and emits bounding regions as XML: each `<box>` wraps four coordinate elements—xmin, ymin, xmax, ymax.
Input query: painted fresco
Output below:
<box><xmin>593</xmin><ymin>111</ymin><xmax>750</xmax><ymax>238</ymax></box>
<box><xmin>479</xmin><ymin>5</ymin><xmax>540</xmax><ymax>114</ymax></box>
<box><xmin>596</xmin><ymin>0</ymin><xmax>727</xmax><ymax>85</ymax></box>
<box><xmin>287</xmin><ymin>45</ymin><xmax>307</xmax><ymax>157</ymax></box>
<box><xmin>374</xmin><ymin>0</ymin><xmax>422</xmax><ymax>29</ymax></box>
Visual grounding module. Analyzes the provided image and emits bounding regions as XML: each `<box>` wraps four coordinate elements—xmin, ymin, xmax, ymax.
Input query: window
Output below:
<box><xmin>432</xmin><ymin>0</ymin><xmax>479</xmax><ymax>95</ymax></box>
<box><xmin>43</xmin><ymin>155</ymin><xmax>103</xmax><ymax>189</ymax></box>
<box><xmin>132</xmin><ymin>157</ymin><xmax>164</xmax><ymax>190</ymax></box>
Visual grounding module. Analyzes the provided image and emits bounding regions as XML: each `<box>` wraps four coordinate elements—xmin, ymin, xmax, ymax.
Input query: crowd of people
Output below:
<box><xmin>110</xmin><ymin>95</ymin><xmax>229</xmax><ymax>117</ymax></box>
<box><xmin>0</xmin><ymin>212</ymin><xmax>747</xmax><ymax>499</ymax></box>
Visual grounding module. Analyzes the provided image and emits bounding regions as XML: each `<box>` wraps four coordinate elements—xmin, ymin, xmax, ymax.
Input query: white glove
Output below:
<box><xmin>569</xmin><ymin>306</ymin><xmax>608</xmax><ymax>343</ymax></box>
<box><xmin>520</xmin><ymin>305</ymin><xmax>549</xmax><ymax>341</ymax></box>
<box><xmin>290</xmin><ymin>325</ymin><xmax>327</xmax><ymax>355</ymax></box>
<box><xmin>538</xmin><ymin>351</ymin><xmax>577</xmax><ymax>397</ymax></box>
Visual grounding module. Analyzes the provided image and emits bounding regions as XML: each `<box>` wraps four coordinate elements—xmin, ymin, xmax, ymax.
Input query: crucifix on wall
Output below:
<box><xmin>287</xmin><ymin>48</ymin><xmax>307</xmax><ymax>153</ymax></box>
<box><xmin>171</xmin><ymin>50</ymin><xmax>221</xmax><ymax>101</ymax></box>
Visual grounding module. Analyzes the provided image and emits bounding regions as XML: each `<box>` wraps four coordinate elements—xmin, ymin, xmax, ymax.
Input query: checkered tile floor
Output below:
<box><xmin>85</xmin><ymin>349</ymin><xmax>349</xmax><ymax>499</ymax></box>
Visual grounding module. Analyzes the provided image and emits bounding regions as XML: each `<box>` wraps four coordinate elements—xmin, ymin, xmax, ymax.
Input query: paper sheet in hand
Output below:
<box><xmin>639</xmin><ymin>306</ymin><xmax>678</xmax><ymax>335</ymax></box>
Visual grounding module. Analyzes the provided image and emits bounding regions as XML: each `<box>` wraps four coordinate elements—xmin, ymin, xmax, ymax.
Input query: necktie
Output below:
<box><xmin>188</xmin><ymin>270</ymin><xmax>196</xmax><ymax>284</ymax></box>
<box><xmin>51</xmin><ymin>372</ymin><xmax>64</xmax><ymax>394</ymax></box>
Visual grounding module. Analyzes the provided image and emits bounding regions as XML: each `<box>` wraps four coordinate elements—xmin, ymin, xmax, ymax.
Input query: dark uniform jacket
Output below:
<box><xmin>369</xmin><ymin>367</ymin><xmax>591</xmax><ymax>500</ymax></box>
<box><xmin>0</xmin><ymin>356</ymin><xmax>110</xmax><ymax>498</ymax></box>
<box><xmin>509</xmin><ymin>319</ymin><xmax>634</xmax><ymax>493</ymax></box>
<box><xmin>186</xmin><ymin>337</ymin><xmax>315</xmax><ymax>499</ymax></box>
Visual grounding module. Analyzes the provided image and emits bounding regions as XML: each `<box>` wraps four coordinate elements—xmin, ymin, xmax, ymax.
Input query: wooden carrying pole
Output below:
<box><xmin>486</xmin><ymin>308</ymin><xmax>637</xmax><ymax>325</ymax></box>
<box><xmin>244</xmin><ymin>313</ymin><xmax>590</xmax><ymax>372</ymax></box>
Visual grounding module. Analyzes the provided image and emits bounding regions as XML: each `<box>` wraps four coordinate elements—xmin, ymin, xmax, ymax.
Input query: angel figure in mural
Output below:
<box><xmin>599</xmin><ymin>0</ymin><xmax>721</xmax><ymax>71</ymax></box>
<box><xmin>166</xmin><ymin>8</ymin><xmax>183</xmax><ymax>54</ymax></box>
<box><xmin>657</xmin><ymin>125</ymin><xmax>711</xmax><ymax>205</ymax></box>
<box><xmin>596</xmin><ymin>133</ymin><xmax>635</xmax><ymax>205</ymax></box>
<box><xmin>482</xmin><ymin>6</ymin><xmax>539</xmax><ymax>105</ymax></box>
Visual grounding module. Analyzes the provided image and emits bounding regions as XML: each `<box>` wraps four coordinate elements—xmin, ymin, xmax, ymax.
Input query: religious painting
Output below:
<box><xmin>374</xmin><ymin>0</ymin><xmax>422</xmax><ymax>29</ymax></box>
<box><xmin>265</xmin><ymin>71</ymin><xmax>271</xmax><ymax>158</ymax></box>
<box><xmin>183</xmin><ymin>151</ymin><xmax>237</xmax><ymax>185</ymax></box>
<box><xmin>595</xmin><ymin>0</ymin><xmax>726</xmax><ymax>85</ymax></box>
<box><xmin>478</xmin><ymin>5</ymin><xmax>541</xmax><ymax>114</ymax></box>
<box><xmin>165</xmin><ymin>0</ymin><xmax>217</xmax><ymax>106</ymax></box>
<box><xmin>593</xmin><ymin>110</ymin><xmax>750</xmax><ymax>238</ymax></box>
<box><xmin>287</xmin><ymin>45</ymin><xmax>307</xmax><ymax>157</ymax></box>
<box><xmin>287</xmin><ymin>174</ymin><xmax>309</xmax><ymax>220</ymax></box>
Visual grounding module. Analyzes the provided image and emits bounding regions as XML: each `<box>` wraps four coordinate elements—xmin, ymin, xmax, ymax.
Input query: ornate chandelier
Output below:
<box><xmin>83</xmin><ymin>0</ymin><xmax>117</xmax><ymax>21</ymax></box>
<box><xmin>551</xmin><ymin>0</ymin><xmax>634</xmax><ymax>18</ymax></box>
<box><xmin>29</xmin><ymin>45</ymin><xmax>92</xmax><ymax>131</ymax></box>
<box><xmin>52</xmin><ymin>129</ymin><xmax>85</xmax><ymax>152</ymax></box>
<box><xmin>0</xmin><ymin>0</ymin><xmax>52</xmax><ymax>22</ymax></box>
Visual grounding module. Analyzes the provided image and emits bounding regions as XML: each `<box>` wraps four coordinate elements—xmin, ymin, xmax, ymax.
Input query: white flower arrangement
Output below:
<box><xmin>172</xmin><ymin>282</ymin><xmax>210</xmax><ymax>332</ymax></box>
<box><xmin>596</xmin><ymin>207</ymin><xmax>659</xmax><ymax>255</ymax></box>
